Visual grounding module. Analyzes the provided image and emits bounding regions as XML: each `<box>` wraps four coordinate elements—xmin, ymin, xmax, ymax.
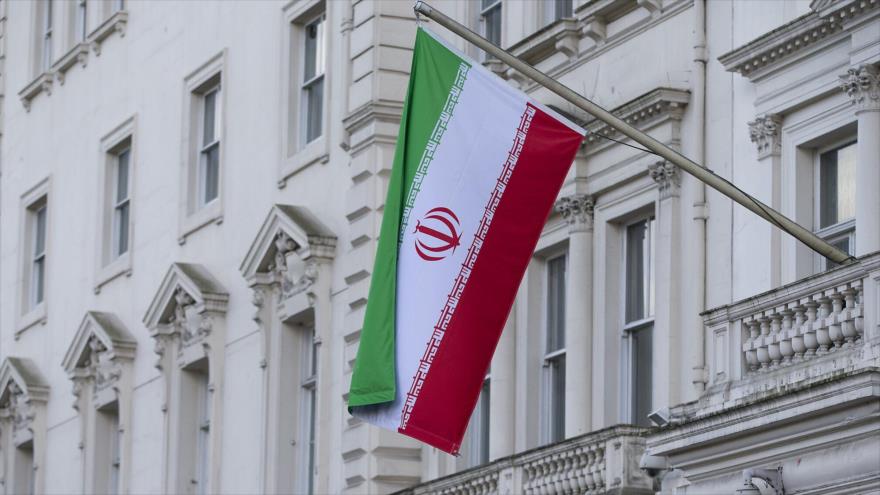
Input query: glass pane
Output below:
<box><xmin>202</xmin><ymin>90</ymin><xmax>217</xmax><ymax>145</ymax></box>
<box><xmin>546</xmin><ymin>255</ymin><xmax>566</xmax><ymax>352</ymax></box>
<box><xmin>109</xmin><ymin>413</ymin><xmax>120</xmax><ymax>494</ymax></box>
<box><xmin>836</xmin><ymin>142</ymin><xmax>856</xmax><ymax>222</ymax></box>
<box><xmin>33</xmin><ymin>258</ymin><xmax>45</xmax><ymax>305</ymax></box>
<box><xmin>203</xmin><ymin>145</ymin><xmax>219</xmax><ymax>203</ymax></box>
<box><xmin>819</xmin><ymin>148</ymin><xmax>839</xmax><ymax>228</ymax></box>
<box><xmin>551</xmin><ymin>355</ymin><xmax>565</xmax><ymax>442</ymax></box>
<box><xmin>304</xmin><ymin>17</ymin><xmax>325</xmax><ymax>82</ymax></box>
<box><xmin>116</xmin><ymin>149</ymin><xmax>130</xmax><ymax>203</ymax></box>
<box><xmin>307</xmin><ymin>388</ymin><xmax>316</xmax><ymax>494</ymax></box>
<box><xmin>625</xmin><ymin>221</ymin><xmax>646</xmax><ymax>322</ymax></box>
<box><xmin>484</xmin><ymin>6</ymin><xmax>501</xmax><ymax>46</ymax></box>
<box><xmin>34</xmin><ymin>207</ymin><xmax>47</xmax><ymax>256</ymax></box>
<box><xmin>632</xmin><ymin>325</ymin><xmax>653</xmax><ymax>426</ymax></box>
<box><xmin>305</xmin><ymin>78</ymin><xmax>324</xmax><ymax>143</ymax></box>
<box><xmin>479</xmin><ymin>380</ymin><xmax>490</xmax><ymax>465</ymax></box>
<box><xmin>824</xmin><ymin>235</ymin><xmax>851</xmax><ymax>271</ymax></box>
<box><xmin>555</xmin><ymin>0</ymin><xmax>572</xmax><ymax>19</ymax></box>
<box><xmin>78</xmin><ymin>1</ymin><xmax>87</xmax><ymax>40</ymax></box>
<box><xmin>116</xmin><ymin>202</ymin><xmax>129</xmax><ymax>256</ymax></box>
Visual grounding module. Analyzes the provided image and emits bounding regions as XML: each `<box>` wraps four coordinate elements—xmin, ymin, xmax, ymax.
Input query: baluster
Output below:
<box><xmin>816</xmin><ymin>295</ymin><xmax>832</xmax><ymax>355</ymax></box>
<box><xmin>802</xmin><ymin>299</ymin><xmax>819</xmax><ymax>358</ymax></box>
<box><xmin>854</xmin><ymin>280</ymin><xmax>864</xmax><ymax>344</ymax></box>
<box><xmin>790</xmin><ymin>303</ymin><xmax>806</xmax><ymax>363</ymax></box>
<box><xmin>756</xmin><ymin>316</ymin><xmax>771</xmax><ymax>370</ymax></box>
<box><xmin>841</xmin><ymin>286</ymin><xmax>858</xmax><ymax>348</ymax></box>
<box><xmin>779</xmin><ymin>307</ymin><xmax>794</xmax><ymax>366</ymax></box>
<box><xmin>743</xmin><ymin>318</ymin><xmax>760</xmax><ymax>372</ymax></box>
<box><xmin>522</xmin><ymin>463</ymin><xmax>534</xmax><ymax>495</ymax></box>
<box><xmin>550</xmin><ymin>454</ymin><xmax>562</xmax><ymax>495</ymax></box>
<box><xmin>574</xmin><ymin>447</ymin><xmax>588</xmax><ymax>494</ymax></box>
<box><xmin>582</xmin><ymin>448</ymin><xmax>595</xmax><ymax>492</ymax></box>
<box><xmin>828</xmin><ymin>289</ymin><xmax>845</xmax><ymax>351</ymax></box>
<box><xmin>593</xmin><ymin>446</ymin><xmax>605</xmax><ymax>491</ymax></box>
<box><xmin>768</xmin><ymin>312</ymin><xmax>782</xmax><ymax>369</ymax></box>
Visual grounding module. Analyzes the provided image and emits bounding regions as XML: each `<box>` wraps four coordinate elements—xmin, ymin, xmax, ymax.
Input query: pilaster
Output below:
<box><xmin>747</xmin><ymin>114</ymin><xmax>783</xmax><ymax>287</ymax></box>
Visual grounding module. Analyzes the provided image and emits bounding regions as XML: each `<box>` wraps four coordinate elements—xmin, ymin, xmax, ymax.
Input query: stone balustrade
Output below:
<box><xmin>397</xmin><ymin>426</ymin><xmax>652</xmax><ymax>495</ymax></box>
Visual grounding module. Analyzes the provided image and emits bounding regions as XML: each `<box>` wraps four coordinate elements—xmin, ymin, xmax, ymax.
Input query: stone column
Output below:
<box><xmin>555</xmin><ymin>194</ymin><xmax>594</xmax><ymax>437</ymax></box>
<box><xmin>747</xmin><ymin>114</ymin><xmax>783</xmax><ymax>287</ymax></box>
<box><xmin>840</xmin><ymin>64</ymin><xmax>880</xmax><ymax>256</ymax></box>
<box><xmin>489</xmin><ymin>312</ymin><xmax>515</xmax><ymax>460</ymax></box>
<box><xmin>648</xmin><ymin>161</ymin><xmax>682</xmax><ymax>411</ymax></box>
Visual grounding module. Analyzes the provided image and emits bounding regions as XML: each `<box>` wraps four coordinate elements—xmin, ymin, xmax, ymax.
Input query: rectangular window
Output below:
<box><xmin>95</xmin><ymin>405</ymin><xmax>121</xmax><ymax>495</ymax></box>
<box><xmin>198</xmin><ymin>84</ymin><xmax>221</xmax><ymax>207</ymax></box>
<box><xmin>113</xmin><ymin>0</ymin><xmax>124</xmax><ymax>12</ymax></box>
<box><xmin>299</xmin><ymin>327</ymin><xmax>317</xmax><ymax>495</ymax></box>
<box><xmin>30</xmin><ymin>201</ymin><xmax>48</xmax><ymax>309</ymax></box>
<box><xmin>301</xmin><ymin>14</ymin><xmax>325</xmax><ymax>146</ymax></box>
<box><xmin>42</xmin><ymin>0</ymin><xmax>53</xmax><ymax>71</ymax></box>
<box><xmin>112</xmin><ymin>147</ymin><xmax>131</xmax><ymax>259</ymax></box>
<box><xmin>195</xmin><ymin>371</ymin><xmax>211</xmax><ymax>495</ymax></box>
<box><xmin>544</xmin><ymin>0</ymin><xmax>573</xmax><ymax>23</ymax></box>
<box><xmin>542</xmin><ymin>254</ymin><xmax>566</xmax><ymax>444</ymax></box>
<box><xmin>480</xmin><ymin>0</ymin><xmax>502</xmax><ymax>47</ymax></box>
<box><xmin>464</xmin><ymin>377</ymin><xmax>490</xmax><ymax>467</ymax></box>
<box><xmin>14</xmin><ymin>441</ymin><xmax>35</xmax><ymax>495</ymax></box>
<box><xmin>624</xmin><ymin>217</ymin><xmax>655</xmax><ymax>427</ymax></box>
<box><xmin>109</xmin><ymin>412</ymin><xmax>121</xmax><ymax>494</ymax></box>
<box><xmin>817</xmin><ymin>141</ymin><xmax>856</xmax><ymax>270</ymax></box>
<box><xmin>76</xmin><ymin>0</ymin><xmax>87</xmax><ymax>41</ymax></box>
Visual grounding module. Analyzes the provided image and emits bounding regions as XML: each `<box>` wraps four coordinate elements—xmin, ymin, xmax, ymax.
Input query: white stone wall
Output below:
<box><xmin>0</xmin><ymin>0</ymin><xmax>877</xmax><ymax>494</ymax></box>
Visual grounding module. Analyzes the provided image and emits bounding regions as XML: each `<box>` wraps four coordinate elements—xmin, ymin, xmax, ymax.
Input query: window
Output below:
<box><xmin>198</xmin><ymin>84</ymin><xmax>221</xmax><ymax>207</ymax></box>
<box><xmin>95</xmin><ymin>405</ymin><xmax>121</xmax><ymax>495</ymax></box>
<box><xmin>41</xmin><ymin>0</ymin><xmax>53</xmax><ymax>71</ymax></box>
<box><xmin>113</xmin><ymin>0</ymin><xmax>124</xmax><ymax>12</ymax></box>
<box><xmin>298</xmin><ymin>327</ymin><xmax>318</xmax><ymax>494</ymax></box>
<box><xmin>195</xmin><ymin>370</ymin><xmax>211</xmax><ymax>495</ymax></box>
<box><xmin>460</xmin><ymin>376</ymin><xmax>490</xmax><ymax>468</ymax></box>
<box><xmin>624</xmin><ymin>217</ymin><xmax>655</xmax><ymax>427</ymax></box>
<box><xmin>542</xmin><ymin>254</ymin><xmax>566</xmax><ymax>444</ymax></box>
<box><xmin>816</xmin><ymin>141</ymin><xmax>856</xmax><ymax>270</ymax></box>
<box><xmin>480</xmin><ymin>0</ymin><xmax>502</xmax><ymax>47</ymax></box>
<box><xmin>14</xmin><ymin>441</ymin><xmax>35</xmax><ymax>495</ymax></box>
<box><xmin>111</xmin><ymin>146</ymin><xmax>131</xmax><ymax>259</ymax></box>
<box><xmin>544</xmin><ymin>0</ymin><xmax>573</xmax><ymax>23</ymax></box>
<box><xmin>28</xmin><ymin>199</ymin><xmax>48</xmax><ymax>310</ymax></box>
<box><xmin>301</xmin><ymin>14</ymin><xmax>325</xmax><ymax>146</ymax></box>
<box><xmin>76</xmin><ymin>0</ymin><xmax>87</xmax><ymax>42</ymax></box>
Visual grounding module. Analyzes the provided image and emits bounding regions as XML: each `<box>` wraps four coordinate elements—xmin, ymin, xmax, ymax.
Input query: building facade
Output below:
<box><xmin>0</xmin><ymin>0</ymin><xmax>877</xmax><ymax>494</ymax></box>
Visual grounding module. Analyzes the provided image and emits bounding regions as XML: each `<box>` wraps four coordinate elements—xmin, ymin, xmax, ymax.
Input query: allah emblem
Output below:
<box><xmin>413</xmin><ymin>207</ymin><xmax>462</xmax><ymax>262</ymax></box>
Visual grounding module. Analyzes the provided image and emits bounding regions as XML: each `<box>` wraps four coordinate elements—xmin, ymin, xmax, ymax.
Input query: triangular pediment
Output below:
<box><xmin>239</xmin><ymin>204</ymin><xmax>336</xmax><ymax>286</ymax></box>
<box><xmin>0</xmin><ymin>357</ymin><xmax>49</xmax><ymax>405</ymax></box>
<box><xmin>143</xmin><ymin>262</ymin><xmax>228</xmax><ymax>329</ymax></box>
<box><xmin>62</xmin><ymin>311</ymin><xmax>137</xmax><ymax>375</ymax></box>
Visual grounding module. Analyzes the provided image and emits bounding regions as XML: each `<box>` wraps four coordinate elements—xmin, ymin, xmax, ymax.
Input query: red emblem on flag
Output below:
<box><xmin>413</xmin><ymin>207</ymin><xmax>462</xmax><ymax>261</ymax></box>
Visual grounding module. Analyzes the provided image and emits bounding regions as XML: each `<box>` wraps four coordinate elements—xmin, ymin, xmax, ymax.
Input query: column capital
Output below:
<box><xmin>747</xmin><ymin>114</ymin><xmax>783</xmax><ymax>159</ymax></box>
<box><xmin>648</xmin><ymin>161</ymin><xmax>681</xmax><ymax>199</ymax></box>
<box><xmin>840</xmin><ymin>64</ymin><xmax>880</xmax><ymax>113</ymax></box>
<box><xmin>555</xmin><ymin>194</ymin><xmax>594</xmax><ymax>233</ymax></box>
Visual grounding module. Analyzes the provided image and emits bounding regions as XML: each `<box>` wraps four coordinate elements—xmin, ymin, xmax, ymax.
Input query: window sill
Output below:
<box><xmin>16</xmin><ymin>303</ymin><xmax>47</xmax><ymax>340</ymax></box>
<box><xmin>179</xmin><ymin>200</ymin><xmax>223</xmax><ymax>244</ymax></box>
<box><xmin>88</xmin><ymin>10</ymin><xmax>128</xmax><ymax>56</ymax></box>
<box><xmin>18</xmin><ymin>72</ymin><xmax>53</xmax><ymax>112</ymax></box>
<box><xmin>95</xmin><ymin>253</ymin><xmax>133</xmax><ymax>293</ymax></box>
<box><xmin>52</xmin><ymin>43</ymin><xmax>90</xmax><ymax>85</ymax></box>
<box><xmin>278</xmin><ymin>136</ymin><xmax>329</xmax><ymax>188</ymax></box>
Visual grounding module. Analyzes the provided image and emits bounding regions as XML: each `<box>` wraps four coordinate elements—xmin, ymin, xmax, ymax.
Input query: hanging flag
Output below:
<box><xmin>348</xmin><ymin>26</ymin><xmax>584</xmax><ymax>454</ymax></box>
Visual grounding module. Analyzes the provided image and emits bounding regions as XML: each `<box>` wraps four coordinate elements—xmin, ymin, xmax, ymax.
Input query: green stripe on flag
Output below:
<box><xmin>349</xmin><ymin>28</ymin><xmax>471</xmax><ymax>408</ymax></box>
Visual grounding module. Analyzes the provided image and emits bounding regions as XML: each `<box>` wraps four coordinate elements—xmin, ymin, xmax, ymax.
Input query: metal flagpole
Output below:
<box><xmin>413</xmin><ymin>1</ymin><xmax>855</xmax><ymax>266</ymax></box>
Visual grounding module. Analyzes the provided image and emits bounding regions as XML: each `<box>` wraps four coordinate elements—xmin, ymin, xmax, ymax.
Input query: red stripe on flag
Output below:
<box><xmin>398</xmin><ymin>105</ymin><xmax>583</xmax><ymax>453</ymax></box>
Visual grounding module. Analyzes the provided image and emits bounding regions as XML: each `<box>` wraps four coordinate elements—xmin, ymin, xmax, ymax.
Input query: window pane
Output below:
<box><xmin>304</xmin><ymin>17</ymin><xmax>325</xmax><ymax>82</ymax></box>
<box><xmin>77</xmin><ymin>0</ymin><xmax>87</xmax><ymax>41</ymax></box>
<box><xmin>202</xmin><ymin>90</ymin><xmax>217</xmax><ymax>145</ymax></box>
<box><xmin>203</xmin><ymin>145</ymin><xmax>220</xmax><ymax>204</ymax></box>
<box><xmin>546</xmin><ymin>255</ymin><xmax>566</xmax><ymax>352</ymax></box>
<box><xmin>196</xmin><ymin>373</ymin><xmax>210</xmax><ymax>495</ymax></box>
<box><xmin>819</xmin><ymin>148</ymin><xmax>839</xmax><ymax>228</ymax></box>
<box><xmin>116</xmin><ymin>202</ymin><xmax>129</xmax><ymax>256</ymax></box>
<box><xmin>109</xmin><ymin>413</ymin><xmax>120</xmax><ymax>494</ymax></box>
<box><xmin>116</xmin><ymin>149</ymin><xmax>130</xmax><ymax>203</ymax></box>
<box><xmin>555</xmin><ymin>0</ymin><xmax>572</xmax><ymax>20</ymax></box>
<box><xmin>632</xmin><ymin>325</ymin><xmax>653</xmax><ymax>426</ymax></box>
<box><xmin>33</xmin><ymin>258</ymin><xmax>45</xmax><ymax>305</ymax></box>
<box><xmin>824</xmin><ymin>235</ymin><xmax>851</xmax><ymax>271</ymax></box>
<box><xmin>482</xmin><ymin>2</ymin><xmax>501</xmax><ymax>46</ymax></box>
<box><xmin>478</xmin><ymin>380</ymin><xmax>490</xmax><ymax>465</ymax></box>
<box><xmin>34</xmin><ymin>207</ymin><xmax>47</xmax><ymax>256</ymax></box>
<box><xmin>836</xmin><ymin>142</ymin><xmax>856</xmax><ymax>222</ymax></box>
<box><xmin>625</xmin><ymin>221</ymin><xmax>647</xmax><ymax>322</ymax></box>
<box><xmin>550</xmin><ymin>355</ymin><xmax>565</xmax><ymax>442</ymax></box>
<box><xmin>305</xmin><ymin>78</ymin><xmax>324</xmax><ymax>143</ymax></box>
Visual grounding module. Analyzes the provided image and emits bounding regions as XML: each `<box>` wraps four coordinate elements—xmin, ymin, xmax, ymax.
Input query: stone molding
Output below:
<box><xmin>648</xmin><ymin>161</ymin><xmax>681</xmax><ymax>199</ymax></box>
<box><xmin>839</xmin><ymin>64</ymin><xmax>880</xmax><ymax>113</ymax></box>
<box><xmin>555</xmin><ymin>194</ymin><xmax>595</xmax><ymax>233</ymax></box>
<box><xmin>747</xmin><ymin>114</ymin><xmax>783</xmax><ymax>158</ymax></box>
<box><xmin>719</xmin><ymin>0</ymin><xmax>878</xmax><ymax>80</ymax></box>
<box><xmin>582</xmin><ymin>88</ymin><xmax>690</xmax><ymax>150</ymax></box>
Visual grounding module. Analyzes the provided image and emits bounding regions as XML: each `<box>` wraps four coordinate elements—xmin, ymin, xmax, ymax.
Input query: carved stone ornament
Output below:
<box><xmin>7</xmin><ymin>382</ymin><xmax>36</xmax><ymax>435</ymax></box>
<box><xmin>747</xmin><ymin>114</ymin><xmax>783</xmax><ymax>159</ymax></box>
<box><xmin>555</xmin><ymin>194</ymin><xmax>595</xmax><ymax>233</ymax></box>
<box><xmin>648</xmin><ymin>161</ymin><xmax>681</xmax><ymax>199</ymax></box>
<box><xmin>840</xmin><ymin>64</ymin><xmax>880</xmax><ymax>112</ymax></box>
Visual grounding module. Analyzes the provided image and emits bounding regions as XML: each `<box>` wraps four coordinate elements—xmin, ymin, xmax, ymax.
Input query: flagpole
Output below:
<box><xmin>412</xmin><ymin>1</ymin><xmax>854</xmax><ymax>266</ymax></box>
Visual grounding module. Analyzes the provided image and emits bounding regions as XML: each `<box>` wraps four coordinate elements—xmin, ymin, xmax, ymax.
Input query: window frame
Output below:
<box><xmin>813</xmin><ymin>138</ymin><xmax>856</xmax><ymax>271</ymax></box>
<box><xmin>76</xmin><ymin>0</ymin><xmax>88</xmax><ymax>42</ymax></box>
<box><xmin>300</xmin><ymin>12</ymin><xmax>326</xmax><ymax>148</ymax></box>
<box><xmin>480</xmin><ymin>0</ymin><xmax>502</xmax><ymax>49</ymax></box>
<box><xmin>17</xmin><ymin>178</ymin><xmax>51</xmax><ymax>336</ymax></box>
<box><xmin>621</xmin><ymin>215</ymin><xmax>655</xmax><ymax>427</ymax></box>
<box><xmin>179</xmin><ymin>51</ymin><xmax>226</xmax><ymax>243</ymax></box>
<box><xmin>459</xmin><ymin>374</ymin><xmax>491</xmax><ymax>469</ymax></box>
<box><xmin>96</xmin><ymin>117</ymin><xmax>136</xmax><ymax>291</ymax></box>
<box><xmin>543</xmin><ymin>0</ymin><xmax>573</xmax><ymax>25</ymax></box>
<box><xmin>297</xmin><ymin>326</ymin><xmax>318</xmax><ymax>495</ymax></box>
<box><xmin>540</xmin><ymin>252</ymin><xmax>566</xmax><ymax>445</ymax></box>
<box><xmin>279</xmin><ymin>0</ymin><xmax>329</xmax><ymax>186</ymax></box>
<box><xmin>197</xmin><ymin>82</ymin><xmax>222</xmax><ymax>208</ymax></box>
<box><xmin>41</xmin><ymin>0</ymin><xmax>54</xmax><ymax>72</ymax></box>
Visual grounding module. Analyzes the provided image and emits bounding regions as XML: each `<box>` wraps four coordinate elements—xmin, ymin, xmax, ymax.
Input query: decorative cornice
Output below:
<box><xmin>88</xmin><ymin>10</ymin><xmax>128</xmax><ymax>56</ymax></box>
<box><xmin>507</xmin><ymin>18</ymin><xmax>580</xmax><ymax>63</ymax></box>
<box><xmin>719</xmin><ymin>0</ymin><xmax>878</xmax><ymax>80</ymax></box>
<box><xmin>648</xmin><ymin>161</ymin><xmax>680</xmax><ymax>199</ymax></box>
<box><xmin>18</xmin><ymin>72</ymin><xmax>53</xmax><ymax>111</ymax></box>
<box><xmin>582</xmin><ymin>88</ymin><xmax>690</xmax><ymax>148</ymax></box>
<box><xmin>555</xmin><ymin>194</ymin><xmax>595</xmax><ymax>233</ymax></box>
<box><xmin>747</xmin><ymin>114</ymin><xmax>783</xmax><ymax>159</ymax></box>
<box><xmin>839</xmin><ymin>64</ymin><xmax>880</xmax><ymax>112</ymax></box>
<box><xmin>143</xmin><ymin>262</ymin><xmax>228</xmax><ymax>330</ymax></box>
<box><xmin>51</xmin><ymin>43</ymin><xmax>89</xmax><ymax>85</ymax></box>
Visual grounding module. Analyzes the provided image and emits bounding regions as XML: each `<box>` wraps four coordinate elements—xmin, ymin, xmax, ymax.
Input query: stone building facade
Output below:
<box><xmin>0</xmin><ymin>0</ymin><xmax>877</xmax><ymax>494</ymax></box>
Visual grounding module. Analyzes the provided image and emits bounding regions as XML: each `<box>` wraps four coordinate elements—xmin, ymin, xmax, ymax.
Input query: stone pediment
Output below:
<box><xmin>62</xmin><ymin>311</ymin><xmax>137</xmax><ymax>375</ymax></box>
<box><xmin>143</xmin><ymin>262</ymin><xmax>228</xmax><ymax>330</ymax></box>
<box><xmin>239</xmin><ymin>204</ymin><xmax>336</xmax><ymax>288</ymax></box>
<box><xmin>0</xmin><ymin>357</ymin><xmax>49</xmax><ymax>406</ymax></box>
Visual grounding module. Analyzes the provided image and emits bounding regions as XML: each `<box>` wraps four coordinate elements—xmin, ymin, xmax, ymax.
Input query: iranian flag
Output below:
<box><xmin>348</xmin><ymin>27</ymin><xmax>584</xmax><ymax>454</ymax></box>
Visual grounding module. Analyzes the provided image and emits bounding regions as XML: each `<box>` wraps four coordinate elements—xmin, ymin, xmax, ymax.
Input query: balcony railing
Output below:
<box><xmin>396</xmin><ymin>425</ymin><xmax>653</xmax><ymax>495</ymax></box>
